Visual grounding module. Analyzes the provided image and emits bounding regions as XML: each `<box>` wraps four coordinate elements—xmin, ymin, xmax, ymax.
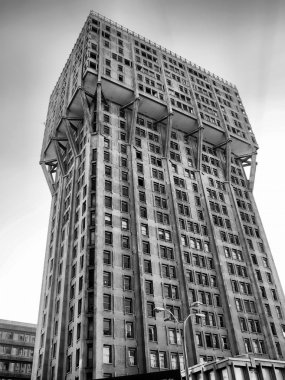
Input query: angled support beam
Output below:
<box><xmin>80</xmin><ymin>88</ymin><xmax>93</xmax><ymax>131</ymax></box>
<box><xmin>51</xmin><ymin>138</ymin><xmax>68</xmax><ymax>142</ymax></box>
<box><xmin>129</xmin><ymin>98</ymin><xmax>140</xmax><ymax>145</ymax></box>
<box><xmin>196</xmin><ymin>127</ymin><xmax>204</xmax><ymax>171</ymax></box>
<box><xmin>101</xmin><ymin>88</ymin><xmax>108</xmax><ymax>106</ymax></box>
<box><xmin>40</xmin><ymin>162</ymin><xmax>56</xmax><ymax>195</ymax></box>
<box><xmin>185</xmin><ymin>126</ymin><xmax>203</xmax><ymax>138</ymax></box>
<box><xmin>213</xmin><ymin>138</ymin><xmax>232</xmax><ymax>151</ymax></box>
<box><xmin>248</xmin><ymin>153</ymin><xmax>257</xmax><ymax>192</ymax></box>
<box><xmin>44</xmin><ymin>159</ymin><xmax>57</xmax><ymax>166</ymax></box>
<box><xmin>153</xmin><ymin>112</ymin><xmax>172</xmax><ymax>126</ymax></box>
<box><xmin>64</xmin><ymin>119</ymin><xmax>79</xmax><ymax>156</ymax></box>
<box><xmin>96</xmin><ymin>82</ymin><xmax>103</xmax><ymax>135</ymax></box>
<box><xmin>54</xmin><ymin>141</ymin><xmax>66</xmax><ymax>176</ymax></box>
<box><xmin>120</xmin><ymin>97</ymin><xmax>139</xmax><ymax>112</ymax></box>
<box><xmin>163</xmin><ymin>114</ymin><xmax>173</xmax><ymax>158</ymax></box>
<box><xmin>57</xmin><ymin>141</ymin><xmax>67</xmax><ymax>151</ymax></box>
<box><xmin>235</xmin><ymin>153</ymin><xmax>252</xmax><ymax>161</ymax></box>
<box><xmin>226</xmin><ymin>140</ymin><xmax>232</xmax><ymax>182</ymax></box>
<box><xmin>66</xmin><ymin>117</ymin><xmax>83</xmax><ymax>121</ymax></box>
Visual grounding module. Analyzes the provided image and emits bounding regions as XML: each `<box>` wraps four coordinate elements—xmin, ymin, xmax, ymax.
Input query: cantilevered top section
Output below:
<box><xmin>41</xmin><ymin>11</ymin><xmax>258</xmax><ymax>163</ymax></box>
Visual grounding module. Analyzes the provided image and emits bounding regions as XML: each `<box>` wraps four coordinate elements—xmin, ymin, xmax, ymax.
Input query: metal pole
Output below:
<box><xmin>183</xmin><ymin>314</ymin><xmax>192</xmax><ymax>380</ymax></box>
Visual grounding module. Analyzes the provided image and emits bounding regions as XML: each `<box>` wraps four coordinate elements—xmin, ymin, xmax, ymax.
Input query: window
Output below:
<box><xmin>170</xmin><ymin>353</ymin><xmax>179</xmax><ymax>369</ymax></box>
<box><xmin>138</xmin><ymin>177</ymin><xmax>145</xmax><ymax>187</ymax></box>
<box><xmin>140</xmin><ymin>206</ymin><xmax>148</xmax><ymax>218</ymax></box>
<box><xmin>103</xmin><ymin>250</ymin><xmax>112</xmax><ymax>265</ymax></box>
<box><xmin>124</xmin><ymin>298</ymin><xmax>133</xmax><ymax>314</ymax></box>
<box><xmin>142</xmin><ymin>241</ymin><xmax>150</xmax><ymax>254</ymax></box>
<box><xmin>221</xmin><ymin>336</ymin><xmax>229</xmax><ymax>350</ymax></box>
<box><xmin>145</xmin><ymin>280</ymin><xmax>153</xmax><ymax>295</ymax></box>
<box><xmin>141</xmin><ymin>224</ymin><xmax>149</xmax><ymax>236</ymax></box>
<box><xmin>105</xmin><ymin>213</ymin><xmax>112</xmax><ymax>226</ymax></box>
<box><xmin>168</xmin><ymin>328</ymin><xmax>176</xmax><ymax>344</ymax></box>
<box><xmin>137</xmin><ymin>163</ymin><xmax>144</xmax><ymax>173</ymax></box>
<box><xmin>158</xmin><ymin>228</ymin><xmax>172</xmax><ymax>241</ymax></box>
<box><xmin>121</xmin><ymin>235</ymin><xmax>130</xmax><ymax>249</ymax></box>
<box><xmin>153</xmin><ymin>182</ymin><xmax>166</xmax><ymax>194</ymax></box>
<box><xmin>159</xmin><ymin>352</ymin><xmax>167</xmax><ymax>368</ymax></box>
<box><xmin>121</xmin><ymin>201</ymin><xmax>129</xmax><ymax>212</ymax></box>
<box><xmin>150</xmin><ymin>351</ymin><xmax>159</xmax><ymax>368</ymax></box>
<box><xmin>123</xmin><ymin>255</ymin><xmax>131</xmax><ymax>269</ymax></box>
<box><xmin>128</xmin><ymin>348</ymin><xmax>137</xmax><ymax>366</ymax></box>
<box><xmin>122</xmin><ymin>186</ymin><xmax>129</xmax><ymax>197</ymax></box>
<box><xmin>121</xmin><ymin>157</ymin><xmax>127</xmax><ymax>167</ymax></box>
<box><xmin>121</xmin><ymin>171</ymin><xmax>128</xmax><ymax>181</ymax></box>
<box><xmin>147</xmin><ymin>302</ymin><xmax>155</xmax><ymax>317</ymax></box>
<box><xmin>260</xmin><ymin>286</ymin><xmax>267</xmax><ymax>299</ymax></box>
<box><xmin>105</xmin><ymin>165</ymin><xmax>112</xmax><ymax>177</ymax></box>
<box><xmin>271</xmin><ymin>289</ymin><xmax>278</xmax><ymax>300</ymax></box>
<box><xmin>156</xmin><ymin>211</ymin><xmax>169</xmax><ymax>224</ymax></box>
<box><xmin>121</xmin><ymin>218</ymin><xmax>129</xmax><ymax>230</ymax></box>
<box><xmin>103</xmin><ymin>345</ymin><xmax>112</xmax><ymax>364</ymax></box>
<box><xmin>103</xmin><ymin>319</ymin><xmax>112</xmax><ymax>336</ymax></box>
<box><xmin>104</xmin><ymin>125</ymin><xmax>110</xmax><ymax>135</ymax></box>
<box><xmin>196</xmin><ymin>332</ymin><xmax>203</xmax><ymax>347</ymax></box>
<box><xmin>148</xmin><ymin>325</ymin><xmax>157</xmax><ymax>341</ymax></box>
<box><xmin>244</xmin><ymin>338</ymin><xmax>252</xmax><ymax>353</ymax></box>
<box><xmin>123</xmin><ymin>276</ymin><xmax>132</xmax><ymax>291</ymax></box>
<box><xmin>144</xmin><ymin>259</ymin><xmax>152</xmax><ymax>273</ymax></box>
<box><xmin>105</xmin><ymin>231</ymin><xmax>113</xmax><ymax>245</ymax></box>
<box><xmin>120</xmin><ymin>131</ymin><xmax>126</xmax><ymax>140</ymax></box>
<box><xmin>103</xmin><ymin>271</ymin><xmax>112</xmax><ymax>287</ymax></box>
<box><xmin>139</xmin><ymin>192</ymin><xmax>146</xmax><ymax>203</ymax></box>
<box><xmin>155</xmin><ymin>196</ymin><xmax>168</xmax><ymax>209</ymax></box>
<box><xmin>66</xmin><ymin>354</ymin><xmax>72</xmax><ymax>373</ymax></box>
<box><xmin>104</xmin><ymin>151</ymin><xmax>110</xmax><ymax>162</ymax></box>
<box><xmin>266</xmin><ymin>272</ymin><xmax>272</xmax><ymax>283</ymax></box>
<box><xmin>104</xmin><ymin>138</ymin><xmax>110</xmax><ymax>148</ymax></box>
<box><xmin>103</xmin><ymin>294</ymin><xmax>112</xmax><ymax>311</ymax></box>
<box><xmin>105</xmin><ymin>196</ymin><xmax>112</xmax><ymax>208</ymax></box>
<box><xmin>235</xmin><ymin>298</ymin><xmax>243</xmax><ymax>312</ymax></box>
<box><xmin>276</xmin><ymin>306</ymin><xmax>282</xmax><ymax>319</ymax></box>
<box><xmin>126</xmin><ymin>321</ymin><xmax>134</xmax><ymax>338</ymax></box>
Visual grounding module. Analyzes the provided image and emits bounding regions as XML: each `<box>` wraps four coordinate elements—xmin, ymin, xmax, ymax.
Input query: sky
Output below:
<box><xmin>0</xmin><ymin>0</ymin><xmax>284</xmax><ymax>324</ymax></box>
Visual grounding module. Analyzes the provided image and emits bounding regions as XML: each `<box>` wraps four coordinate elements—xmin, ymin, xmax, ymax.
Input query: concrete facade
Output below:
<box><xmin>0</xmin><ymin>319</ymin><xmax>36</xmax><ymax>379</ymax></box>
<box><xmin>184</xmin><ymin>356</ymin><xmax>285</xmax><ymax>380</ymax></box>
<box><xmin>33</xmin><ymin>11</ymin><xmax>285</xmax><ymax>380</ymax></box>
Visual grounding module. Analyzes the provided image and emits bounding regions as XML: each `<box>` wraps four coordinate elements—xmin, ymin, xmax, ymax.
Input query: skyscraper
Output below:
<box><xmin>33</xmin><ymin>11</ymin><xmax>285</xmax><ymax>380</ymax></box>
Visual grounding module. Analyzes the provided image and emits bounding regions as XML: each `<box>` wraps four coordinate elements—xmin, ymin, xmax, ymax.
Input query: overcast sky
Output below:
<box><xmin>0</xmin><ymin>0</ymin><xmax>284</xmax><ymax>324</ymax></box>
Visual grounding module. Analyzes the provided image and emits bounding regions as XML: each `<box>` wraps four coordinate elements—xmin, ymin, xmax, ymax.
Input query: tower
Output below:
<box><xmin>32</xmin><ymin>11</ymin><xmax>285</xmax><ymax>380</ymax></box>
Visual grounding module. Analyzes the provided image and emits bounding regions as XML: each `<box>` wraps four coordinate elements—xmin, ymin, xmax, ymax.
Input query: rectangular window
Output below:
<box><xmin>103</xmin><ymin>271</ymin><xmax>112</xmax><ymax>287</ymax></box>
<box><xmin>105</xmin><ymin>213</ymin><xmax>112</xmax><ymax>226</ymax></box>
<box><xmin>121</xmin><ymin>201</ymin><xmax>129</xmax><ymax>212</ymax></box>
<box><xmin>103</xmin><ymin>294</ymin><xmax>111</xmax><ymax>311</ymax></box>
<box><xmin>128</xmin><ymin>348</ymin><xmax>137</xmax><ymax>366</ymax></box>
<box><xmin>121</xmin><ymin>218</ymin><xmax>129</xmax><ymax>230</ymax></box>
<box><xmin>124</xmin><ymin>298</ymin><xmax>133</xmax><ymax>314</ymax></box>
<box><xmin>103</xmin><ymin>319</ymin><xmax>112</xmax><ymax>336</ymax></box>
<box><xmin>123</xmin><ymin>275</ymin><xmax>132</xmax><ymax>291</ymax></box>
<box><xmin>150</xmin><ymin>351</ymin><xmax>159</xmax><ymax>368</ymax></box>
<box><xmin>121</xmin><ymin>235</ymin><xmax>130</xmax><ymax>249</ymax></box>
<box><xmin>123</xmin><ymin>255</ymin><xmax>131</xmax><ymax>269</ymax></box>
<box><xmin>103</xmin><ymin>345</ymin><xmax>112</xmax><ymax>364</ymax></box>
<box><xmin>105</xmin><ymin>231</ymin><xmax>113</xmax><ymax>245</ymax></box>
<box><xmin>126</xmin><ymin>321</ymin><xmax>134</xmax><ymax>338</ymax></box>
<box><xmin>141</xmin><ymin>224</ymin><xmax>149</xmax><ymax>236</ymax></box>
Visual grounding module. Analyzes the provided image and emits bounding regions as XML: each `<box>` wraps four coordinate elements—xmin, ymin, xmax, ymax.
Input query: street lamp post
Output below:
<box><xmin>154</xmin><ymin>302</ymin><xmax>203</xmax><ymax>380</ymax></box>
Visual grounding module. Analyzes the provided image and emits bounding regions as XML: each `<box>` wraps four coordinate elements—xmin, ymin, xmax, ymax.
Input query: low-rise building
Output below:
<box><xmin>0</xmin><ymin>319</ymin><xmax>36</xmax><ymax>379</ymax></box>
